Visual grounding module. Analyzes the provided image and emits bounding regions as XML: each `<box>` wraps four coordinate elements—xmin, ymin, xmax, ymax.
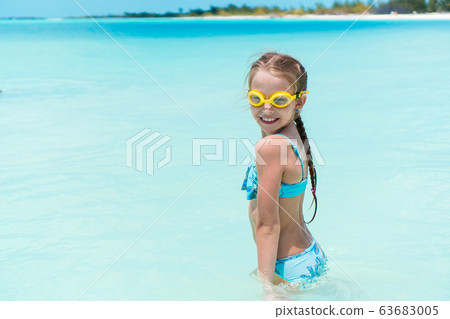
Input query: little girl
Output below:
<box><xmin>241</xmin><ymin>52</ymin><xmax>328</xmax><ymax>290</ymax></box>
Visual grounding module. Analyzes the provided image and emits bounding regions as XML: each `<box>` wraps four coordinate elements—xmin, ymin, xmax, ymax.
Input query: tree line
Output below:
<box><xmin>118</xmin><ymin>1</ymin><xmax>449</xmax><ymax>18</ymax></box>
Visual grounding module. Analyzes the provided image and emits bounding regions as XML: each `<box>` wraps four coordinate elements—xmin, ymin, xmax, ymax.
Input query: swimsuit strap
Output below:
<box><xmin>276</xmin><ymin>133</ymin><xmax>305</xmax><ymax>178</ymax></box>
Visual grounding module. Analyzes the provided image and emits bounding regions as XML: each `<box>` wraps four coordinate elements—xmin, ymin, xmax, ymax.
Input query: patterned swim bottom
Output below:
<box><xmin>274</xmin><ymin>237</ymin><xmax>329</xmax><ymax>289</ymax></box>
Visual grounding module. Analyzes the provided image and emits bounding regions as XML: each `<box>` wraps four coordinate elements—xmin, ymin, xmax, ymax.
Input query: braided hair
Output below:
<box><xmin>294</xmin><ymin>112</ymin><xmax>317</xmax><ymax>224</ymax></box>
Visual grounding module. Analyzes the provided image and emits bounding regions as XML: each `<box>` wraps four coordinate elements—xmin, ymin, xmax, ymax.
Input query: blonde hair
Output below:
<box><xmin>246</xmin><ymin>52</ymin><xmax>307</xmax><ymax>94</ymax></box>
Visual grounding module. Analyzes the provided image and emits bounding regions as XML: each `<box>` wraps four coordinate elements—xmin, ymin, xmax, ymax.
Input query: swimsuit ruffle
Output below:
<box><xmin>241</xmin><ymin>163</ymin><xmax>258</xmax><ymax>200</ymax></box>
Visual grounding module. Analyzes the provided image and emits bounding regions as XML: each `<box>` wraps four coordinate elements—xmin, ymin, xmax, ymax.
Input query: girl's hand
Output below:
<box><xmin>256</xmin><ymin>269</ymin><xmax>295</xmax><ymax>300</ymax></box>
<box><xmin>257</xmin><ymin>268</ymin><xmax>272</xmax><ymax>284</ymax></box>
<box><xmin>257</xmin><ymin>269</ymin><xmax>279</xmax><ymax>300</ymax></box>
<box><xmin>260</xmin><ymin>277</ymin><xmax>293</xmax><ymax>301</ymax></box>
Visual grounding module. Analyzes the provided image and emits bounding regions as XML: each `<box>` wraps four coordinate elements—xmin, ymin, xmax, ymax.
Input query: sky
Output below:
<box><xmin>0</xmin><ymin>0</ymin><xmax>345</xmax><ymax>18</ymax></box>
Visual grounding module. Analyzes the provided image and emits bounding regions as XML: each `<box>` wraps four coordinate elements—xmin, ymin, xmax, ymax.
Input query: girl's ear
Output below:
<box><xmin>300</xmin><ymin>94</ymin><xmax>307</xmax><ymax>106</ymax></box>
<box><xmin>296</xmin><ymin>95</ymin><xmax>306</xmax><ymax>109</ymax></box>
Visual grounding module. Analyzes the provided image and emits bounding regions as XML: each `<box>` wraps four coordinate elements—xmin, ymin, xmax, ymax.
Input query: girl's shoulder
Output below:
<box><xmin>255</xmin><ymin>134</ymin><xmax>293</xmax><ymax>163</ymax></box>
<box><xmin>258</xmin><ymin>133</ymin><xmax>292</xmax><ymax>142</ymax></box>
<box><xmin>256</xmin><ymin>134</ymin><xmax>294</xmax><ymax>150</ymax></box>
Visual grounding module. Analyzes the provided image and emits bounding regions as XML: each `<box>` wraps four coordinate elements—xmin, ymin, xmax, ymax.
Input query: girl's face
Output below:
<box><xmin>249</xmin><ymin>70</ymin><xmax>303</xmax><ymax>135</ymax></box>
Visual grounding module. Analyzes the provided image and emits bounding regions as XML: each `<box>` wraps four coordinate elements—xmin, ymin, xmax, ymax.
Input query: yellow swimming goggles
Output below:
<box><xmin>247</xmin><ymin>89</ymin><xmax>309</xmax><ymax>108</ymax></box>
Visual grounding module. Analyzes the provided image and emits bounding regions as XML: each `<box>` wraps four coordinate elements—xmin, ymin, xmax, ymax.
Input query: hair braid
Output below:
<box><xmin>294</xmin><ymin>113</ymin><xmax>317</xmax><ymax>224</ymax></box>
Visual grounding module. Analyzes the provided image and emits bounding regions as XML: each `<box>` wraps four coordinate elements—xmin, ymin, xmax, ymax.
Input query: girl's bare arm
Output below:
<box><xmin>254</xmin><ymin>137</ymin><xmax>283</xmax><ymax>284</ymax></box>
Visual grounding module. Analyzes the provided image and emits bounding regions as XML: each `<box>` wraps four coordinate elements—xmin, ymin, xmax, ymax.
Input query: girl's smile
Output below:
<box><xmin>259</xmin><ymin>117</ymin><xmax>279</xmax><ymax>124</ymax></box>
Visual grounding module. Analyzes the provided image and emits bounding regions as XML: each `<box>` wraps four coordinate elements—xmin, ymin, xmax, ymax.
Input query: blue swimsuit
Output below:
<box><xmin>242</xmin><ymin>133</ymin><xmax>328</xmax><ymax>287</ymax></box>
<box><xmin>241</xmin><ymin>133</ymin><xmax>308</xmax><ymax>200</ymax></box>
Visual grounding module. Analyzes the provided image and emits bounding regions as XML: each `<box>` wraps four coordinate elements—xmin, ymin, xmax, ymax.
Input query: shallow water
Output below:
<box><xmin>0</xmin><ymin>18</ymin><xmax>449</xmax><ymax>300</ymax></box>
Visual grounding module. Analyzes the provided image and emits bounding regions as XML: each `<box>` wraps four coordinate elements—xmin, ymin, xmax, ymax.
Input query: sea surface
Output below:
<box><xmin>0</xmin><ymin>17</ymin><xmax>449</xmax><ymax>300</ymax></box>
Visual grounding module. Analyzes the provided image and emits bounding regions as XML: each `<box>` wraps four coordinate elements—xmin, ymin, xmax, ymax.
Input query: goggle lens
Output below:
<box><xmin>248</xmin><ymin>93</ymin><xmax>262</xmax><ymax>106</ymax></box>
<box><xmin>272</xmin><ymin>96</ymin><xmax>291</xmax><ymax>107</ymax></box>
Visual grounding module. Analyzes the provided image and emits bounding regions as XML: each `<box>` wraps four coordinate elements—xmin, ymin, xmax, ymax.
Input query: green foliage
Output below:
<box><xmin>435</xmin><ymin>0</ymin><xmax>450</xmax><ymax>11</ymax></box>
<box><xmin>332</xmin><ymin>1</ymin><xmax>343</xmax><ymax>9</ymax></box>
<box><xmin>209</xmin><ymin>6</ymin><xmax>219</xmax><ymax>15</ymax></box>
<box><xmin>124</xmin><ymin>11</ymin><xmax>160</xmax><ymax>17</ymax></box>
<box><xmin>376</xmin><ymin>0</ymin><xmax>449</xmax><ymax>13</ymax></box>
<box><xmin>427</xmin><ymin>0</ymin><xmax>438</xmax><ymax>11</ymax></box>
<box><xmin>315</xmin><ymin>2</ymin><xmax>328</xmax><ymax>14</ymax></box>
<box><xmin>375</xmin><ymin>0</ymin><xmax>428</xmax><ymax>13</ymax></box>
<box><xmin>188</xmin><ymin>8</ymin><xmax>204</xmax><ymax>16</ymax></box>
<box><xmin>407</xmin><ymin>0</ymin><xmax>427</xmax><ymax>12</ymax></box>
<box><xmin>240</xmin><ymin>5</ymin><xmax>254</xmax><ymax>14</ymax></box>
<box><xmin>120</xmin><ymin>1</ymin><xmax>447</xmax><ymax>19</ymax></box>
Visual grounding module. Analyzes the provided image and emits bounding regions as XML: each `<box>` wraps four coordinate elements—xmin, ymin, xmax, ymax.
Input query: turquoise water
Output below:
<box><xmin>0</xmin><ymin>18</ymin><xmax>449</xmax><ymax>300</ymax></box>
